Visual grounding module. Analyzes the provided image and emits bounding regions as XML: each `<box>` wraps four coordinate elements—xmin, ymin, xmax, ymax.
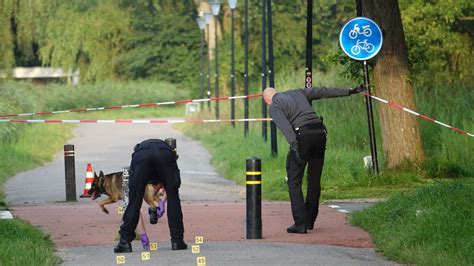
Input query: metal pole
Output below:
<box><xmin>230</xmin><ymin>8</ymin><xmax>236</xmax><ymax>128</ymax></box>
<box><xmin>305</xmin><ymin>0</ymin><xmax>313</xmax><ymax>89</ymax></box>
<box><xmin>206</xmin><ymin>24</ymin><xmax>212</xmax><ymax>111</ymax></box>
<box><xmin>246</xmin><ymin>157</ymin><xmax>262</xmax><ymax>239</ymax></box>
<box><xmin>261</xmin><ymin>0</ymin><xmax>268</xmax><ymax>141</ymax></box>
<box><xmin>64</xmin><ymin>144</ymin><xmax>77</xmax><ymax>202</ymax></box>
<box><xmin>244</xmin><ymin>0</ymin><xmax>249</xmax><ymax>136</ymax></box>
<box><xmin>214</xmin><ymin>15</ymin><xmax>220</xmax><ymax>119</ymax></box>
<box><xmin>363</xmin><ymin>61</ymin><xmax>379</xmax><ymax>174</ymax></box>
<box><xmin>356</xmin><ymin>0</ymin><xmax>379</xmax><ymax>174</ymax></box>
<box><xmin>267</xmin><ymin>0</ymin><xmax>278</xmax><ymax>155</ymax></box>
<box><xmin>200</xmin><ymin>28</ymin><xmax>205</xmax><ymax>104</ymax></box>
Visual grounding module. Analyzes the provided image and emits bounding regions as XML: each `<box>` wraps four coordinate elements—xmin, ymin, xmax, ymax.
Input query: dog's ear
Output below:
<box><xmin>99</xmin><ymin>170</ymin><xmax>104</xmax><ymax>177</ymax></box>
<box><xmin>94</xmin><ymin>171</ymin><xmax>98</xmax><ymax>178</ymax></box>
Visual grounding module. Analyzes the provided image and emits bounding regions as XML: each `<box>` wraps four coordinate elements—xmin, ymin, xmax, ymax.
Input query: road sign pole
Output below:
<box><xmin>362</xmin><ymin>61</ymin><xmax>379</xmax><ymax>174</ymax></box>
<box><xmin>340</xmin><ymin>6</ymin><xmax>382</xmax><ymax>174</ymax></box>
<box><xmin>355</xmin><ymin>0</ymin><xmax>379</xmax><ymax>174</ymax></box>
<box><xmin>305</xmin><ymin>0</ymin><xmax>313</xmax><ymax>89</ymax></box>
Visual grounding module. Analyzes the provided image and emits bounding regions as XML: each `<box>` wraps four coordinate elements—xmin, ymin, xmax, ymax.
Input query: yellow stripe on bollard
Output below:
<box><xmin>246</xmin><ymin>171</ymin><xmax>262</xmax><ymax>175</ymax></box>
<box><xmin>246</xmin><ymin>180</ymin><xmax>262</xmax><ymax>185</ymax></box>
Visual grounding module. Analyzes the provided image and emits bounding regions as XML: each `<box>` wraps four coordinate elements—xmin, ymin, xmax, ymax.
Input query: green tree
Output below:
<box><xmin>0</xmin><ymin>0</ymin><xmax>130</xmax><ymax>81</ymax></box>
<box><xmin>362</xmin><ymin>0</ymin><xmax>425</xmax><ymax>168</ymax></box>
<box><xmin>116</xmin><ymin>0</ymin><xmax>201</xmax><ymax>87</ymax></box>
<box><xmin>399</xmin><ymin>0</ymin><xmax>473</xmax><ymax>85</ymax></box>
<box><xmin>39</xmin><ymin>0</ymin><xmax>130</xmax><ymax>81</ymax></box>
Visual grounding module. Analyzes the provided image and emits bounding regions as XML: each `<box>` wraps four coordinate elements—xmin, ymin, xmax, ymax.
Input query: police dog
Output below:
<box><xmin>88</xmin><ymin>171</ymin><xmax>165</xmax><ymax>215</ymax></box>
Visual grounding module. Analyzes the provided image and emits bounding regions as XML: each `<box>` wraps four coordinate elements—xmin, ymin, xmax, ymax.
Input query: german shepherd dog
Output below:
<box><xmin>88</xmin><ymin>171</ymin><xmax>165</xmax><ymax>215</ymax></box>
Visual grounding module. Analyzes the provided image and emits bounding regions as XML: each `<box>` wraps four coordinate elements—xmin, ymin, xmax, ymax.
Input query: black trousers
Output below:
<box><xmin>119</xmin><ymin>139</ymin><xmax>184</xmax><ymax>243</ymax></box>
<box><xmin>286</xmin><ymin>127</ymin><xmax>326</xmax><ymax>227</ymax></box>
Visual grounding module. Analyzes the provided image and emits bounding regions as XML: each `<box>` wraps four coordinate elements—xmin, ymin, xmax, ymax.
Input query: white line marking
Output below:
<box><xmin>181</xmin><ymin>170</ymin><xmax>219</xmax><ymax>176</ymax></box>
<box><xmin>0</xmin><ymin>211</ymin><xmax>13</xmax><ymax>219</ymax></box>
<box><xmin>328</xmin><ymin>205</ymin><xmax>340</xmax><ymax>209</ymax></box>
<box><xmin>338</xmin><ymin>209</ymin><xmax>350</xmax><ymax>213</ymax></box>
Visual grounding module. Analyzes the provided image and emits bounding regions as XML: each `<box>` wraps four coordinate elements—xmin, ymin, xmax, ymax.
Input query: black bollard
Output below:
<box><xmin>64</xmin><ymin>144</ymin><xmax>77</xmax><ymax>202</ymax></box>
<box><xmin>246</xmin><ymin>157</ymin><xmax>262</xmax><ymax>239</ymax></box>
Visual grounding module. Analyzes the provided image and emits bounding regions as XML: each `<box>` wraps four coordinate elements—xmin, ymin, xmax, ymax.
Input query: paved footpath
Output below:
<box><xmin>6</xmin><ymin>122</ymin><xmax>397</xmax><ymax>265</ymax></box>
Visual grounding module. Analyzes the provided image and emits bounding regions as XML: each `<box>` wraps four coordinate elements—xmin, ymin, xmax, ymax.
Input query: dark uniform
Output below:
<box><xmin>269</xmin><ymin>87</ymin><xmax>358</xmax><ymax>232</ymax></box>
<box><xmin>115</xmin><ymin>139</ymin><xmax>186</xmax><ymax>252</ymax></box>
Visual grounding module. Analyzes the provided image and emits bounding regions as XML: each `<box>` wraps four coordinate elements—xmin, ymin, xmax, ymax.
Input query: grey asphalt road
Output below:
<box><xmin>5</xmin><ymin>122</ymin><xmax>396</xmax><ymax>266</ymax></box>
<box><xmin>6</xmin><ymin>122</ymin><xmax>245</xmax><ymax>204</ymax></box>
<box><xmin>58</xmin><ymin>241</ymin><xmax>394</xmax><ymax>266</ymax></box>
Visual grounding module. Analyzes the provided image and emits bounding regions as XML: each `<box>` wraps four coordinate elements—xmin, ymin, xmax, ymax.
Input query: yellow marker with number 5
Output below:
<box><xmin>117</xmin><ymin>207</ymin><xmax>124</xmax><ymax>214</ymax></box>
<box><xmin>192</xmin><ymin>245</ymin><xmax>200</xmax><ymax>254</ymax></box>
<box><xmin>116</xmin><ymin>255</ymin><xmax>125</xmax><ymax>264</ymax></box>
<box><xmin>197</xmin><ymin>256</ymin><xmax>206</xmax><ymax>266</ymax></box>
<box><xmin>150</xmin><ymin>242</ymin><xmax>158</xmax><ymax>251</ymax></box>
<box><xmin>195</xmin><ymin>236</ymin><xmax>204</xmax><ymax>244</ymax></box>
<box><xmin>141</xmin><ymin>252</ymin><xmax>150</xmax><ymax>261</ymax></box>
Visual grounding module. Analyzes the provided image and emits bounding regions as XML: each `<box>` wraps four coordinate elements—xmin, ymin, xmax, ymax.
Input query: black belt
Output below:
<box><xmin>294</xmin><ymin>123</ymin><xmax>325</xmax><ymax>135</ymax></box>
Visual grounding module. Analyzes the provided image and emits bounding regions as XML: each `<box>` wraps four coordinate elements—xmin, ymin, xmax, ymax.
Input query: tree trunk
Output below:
<box><xmin>362</xmin><ymin>0</ymin><xmax>425</xmax><ymax>168</ymax></box>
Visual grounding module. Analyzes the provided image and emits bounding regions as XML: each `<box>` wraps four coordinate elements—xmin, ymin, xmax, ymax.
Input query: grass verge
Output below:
<box><xmin>351</xmin><ymin>180</ymin><xmax>474</xmax><ymax>265</ymax></box>
<box><xmin>0</xmin><ymin>219</ymin><xmax>61</xmax><ymax>265</ymax></box>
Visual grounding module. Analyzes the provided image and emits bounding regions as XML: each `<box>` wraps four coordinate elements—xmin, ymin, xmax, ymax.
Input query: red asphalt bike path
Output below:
<box><xmin>11</xmin><ymin>200</ymin><xmax>373</xmax><ymax>249</ymax></box>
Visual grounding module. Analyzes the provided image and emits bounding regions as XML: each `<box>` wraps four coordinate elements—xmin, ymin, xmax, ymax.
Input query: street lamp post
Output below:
<box><xmin>210</xmin><ymin>0</ymin><xmax>222</xmax><ymax>119</ymax></box>
<box><xmin>203</xmin><ymin>12</ymin><xmax>213</xmax><ymax>111</ymax></box>
<box><xmin>244</xmin><ymin>0</ymin><xmax>249</xmax><ymax>136</ymax></box>
<box><xmin>196</xmin><ymin>16</ymin><xmax>206</xmax><ymax>106</ymax></box>
<box><xmin>228</xmin><ymin>0</ymin><xmax>237</xmax><ymax>128</ymax></box>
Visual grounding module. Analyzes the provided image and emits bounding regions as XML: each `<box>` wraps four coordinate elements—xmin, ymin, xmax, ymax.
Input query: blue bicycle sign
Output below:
<box><xmin>340</xmin><ymin>17</ymin><xmax>383</xmax><ymax>61</ymax></box>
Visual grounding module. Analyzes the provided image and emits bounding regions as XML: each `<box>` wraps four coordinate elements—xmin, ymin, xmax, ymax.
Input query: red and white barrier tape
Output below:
<box><xmin>365</xmin><ymin>93</ymin><xmax>473</xmax><ymax>137</ymax></box>
<box><xmin>0</xmin><ymin>90</ymin><xmax>470</xmax><ymax>137</ymax></box>
<box><xmin>0</xmin><ymin>94</ymin><xmax>262</xmax><ymax>118</ymax></box>
<box><xmin>0</xmin><ymin>118</ymin><xmax>273</xmax><ymax>124</ymax></box>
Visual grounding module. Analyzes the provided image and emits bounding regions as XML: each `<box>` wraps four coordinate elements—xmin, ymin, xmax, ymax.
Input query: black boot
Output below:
<box><xmin>171</xmin><ymin>240</ymin><xmax>188</xmax><ymax>250</ymax></box>
<box><xmin>114</xmin><ymin>239</ymin><xmax>132</xmax><ymax>253</ymax></box>
<box><xmin>149</xmin><ymin>207</ymin><xmax>158</xmax><ymax>224</ymax></box>
<box><xmin>287</xmin><ymin>224</ymin><xmax>307</xmax><ymax>234</ymax></box>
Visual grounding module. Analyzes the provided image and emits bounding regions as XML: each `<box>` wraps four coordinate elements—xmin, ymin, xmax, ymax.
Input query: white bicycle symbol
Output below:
<box><xmin>351</xmin><ymin>39</ymin><xmax>375</xmax><ymax>55</ymax></box>
<box><xmin>349</xmin><ymin>24</ymin><xmax>372</xmax><ymax>39</ymax></box>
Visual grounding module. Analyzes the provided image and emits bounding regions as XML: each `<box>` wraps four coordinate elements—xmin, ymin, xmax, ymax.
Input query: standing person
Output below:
<box><xmin>114</xmin><ymin>139</ymin><xmax>187</xmax><ymax>253</ymax></box>
<box><xmin>262</xmin><ymin>85</ymin><xmax>364</xmax><ymax>234</ymax></box>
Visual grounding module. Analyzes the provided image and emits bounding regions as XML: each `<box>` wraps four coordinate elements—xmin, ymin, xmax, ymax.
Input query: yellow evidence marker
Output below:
<box><xmin>192</xmin><ymin>245</ymin><xmax>200</xmax><ymax>254</ymax></box>
<box><xmin>197</xmin><ymin>256</ymin><xmax>206</xmax><ymax>266</ymax></box>
<box><xmin>150</xmin><ymin>242</ymin><xmax>158</xmax><ymax>251</ymax></box>
<box><xmin>141</xmin><ymin>252</ymin><xmax>150</xmax><ymax>261</ymax></box>
<box><xmin>195</xmin><ymin>236</ymin><xmax>204</xmax><ymax>244</ymax></box>
<box><xmin>117</xmin><ymin>207</ymin><xmax>124</xmax><ymax>214</ymax></box>
<box><xmin>116</xmin><ymin>255</ymin><xmax>125</xmax><ymax>264</ymax></box>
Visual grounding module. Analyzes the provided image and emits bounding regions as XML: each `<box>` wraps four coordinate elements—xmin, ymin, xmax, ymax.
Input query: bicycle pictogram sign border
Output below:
<box><xmin>339</xmin><ymin>17</ymin><xmax>383</xmax><ymax>61</ymax></box>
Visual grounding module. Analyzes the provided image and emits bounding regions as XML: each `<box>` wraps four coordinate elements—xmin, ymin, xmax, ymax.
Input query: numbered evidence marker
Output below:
<box><xmin>150</xmin><ymin>242</ymin><xmax>158</xmax><ymax>251</ymax></box>
<box><xmin>195</xmin><ymin>236</ymin><xmax>204</xmax><ymax>244</ymax></box>
<box><xmin>192</xmin><ymin>245</ymin><xmax>200</xmax><ymax>254</ymax></box>
<box><xmin>141</xmin><ymin>252</ymin><xmax>150</xmax><ymax>261</ymax></box>
<box><xmin>116</xmin><ymin>255</ymin><xmax>125</xmax><ymax>264</ymax></box>
<box><xmin>197</xmin><ymin>256</ymin><xmax>206</xmax><ymax>266</ymax></box>
<box><xmin>117</xmin><ymin>207</ymin><xmax>124</xmax><ymax>214</ymax></box>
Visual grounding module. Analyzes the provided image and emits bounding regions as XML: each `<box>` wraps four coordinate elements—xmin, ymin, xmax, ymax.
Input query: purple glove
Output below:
<box><xmin>140</xmin><ymin>233</ymin><xmax>150</xmax><ymax>250</ymax></box>
<box><xmin>157</xmin><ymin>200</ymin><xmax>166</xmax><ymax>218</ymax></box>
